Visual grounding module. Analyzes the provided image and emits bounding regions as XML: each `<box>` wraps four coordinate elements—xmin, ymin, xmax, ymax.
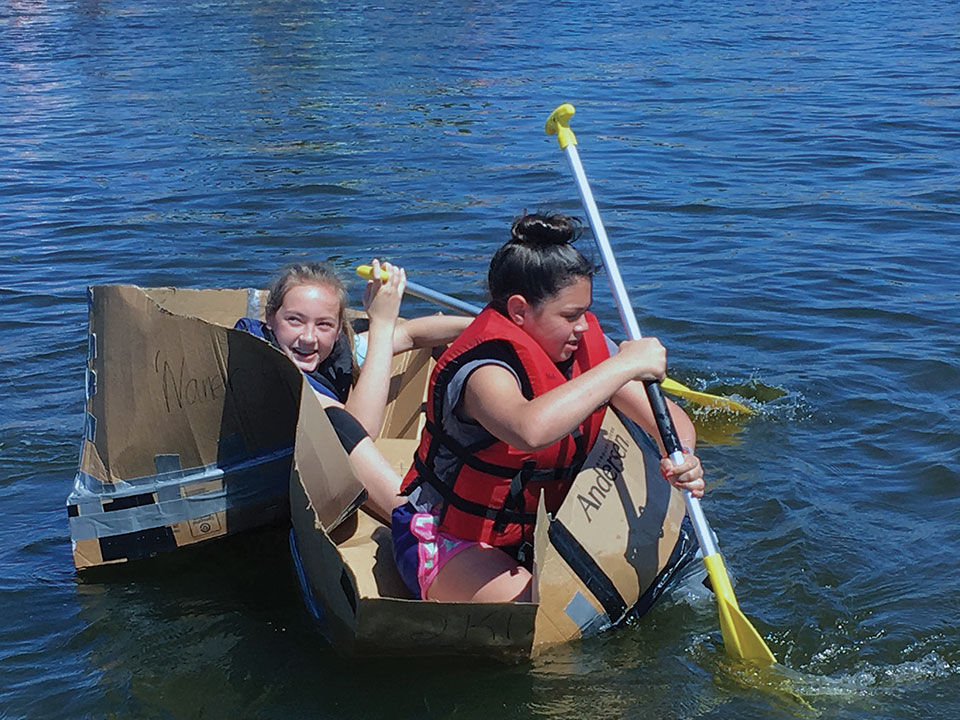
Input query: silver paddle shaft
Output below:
<box><xmin>560</xmin><ymin>142</ymin><xmax>719</xmax><ymax>559</ymax></box>
<box><xmin>404</xmin><ymin>280</ymin><xmax>482</xmax><ymax>316</ymax></box>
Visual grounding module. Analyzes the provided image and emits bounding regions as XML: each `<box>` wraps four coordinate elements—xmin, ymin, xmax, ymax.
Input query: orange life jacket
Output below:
<box><xmin>401</xmin><ymin>306</ymin><xmax>610</xmax><ymax>548</ymax></box>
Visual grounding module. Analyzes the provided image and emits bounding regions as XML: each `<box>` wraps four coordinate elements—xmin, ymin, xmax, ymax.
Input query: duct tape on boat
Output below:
<box><xmin>67</xmin><ymin>463</ymin><xmax>285</xmax><ymax>541</ymax></box>
<box><xmin>564</xmin><ymin>591</ymin><xmax>611</xmax><ymax>636</ymax></box>
<box><xmin>69</xmin><ymin>489</ymin><xmax>227</xmax><ymax>541</ymax></box>
<box><xmin>246</xmin><ymin>288</ymin><xmax>261</xmax><ymax>320</ymax></box>
<box><xmin>66</xmin><ymin>449</ymin><xmax>292</xmax><ymax>539</ymax></box>
<box><xmin>69</xmin><ymin>446</ymin><xmax>292</xmax><ymax>496</ymax></box>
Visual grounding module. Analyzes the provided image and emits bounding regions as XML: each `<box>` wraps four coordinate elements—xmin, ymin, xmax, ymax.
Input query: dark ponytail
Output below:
<box><xmin>488</xmin><ymin>212</ymin><xmax>595</xmax><ymax>312</ymax></box>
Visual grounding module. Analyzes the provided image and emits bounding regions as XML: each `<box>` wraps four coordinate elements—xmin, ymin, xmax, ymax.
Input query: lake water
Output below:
<box><xmin>2</xmin><ymin>0</ymin><xmax>959</xmax><ymax>718</ymax></box>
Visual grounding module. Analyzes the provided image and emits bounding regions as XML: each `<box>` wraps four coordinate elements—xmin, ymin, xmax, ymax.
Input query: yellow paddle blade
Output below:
<box><xmin>661</xmin><ymin>377</ymin><xmax>754</xmax><ymax>415</ymax></box>
<box><xmin>703</xmin><ymin>553</ymin><xmax>777</xmax><ymax>664</ymax></box>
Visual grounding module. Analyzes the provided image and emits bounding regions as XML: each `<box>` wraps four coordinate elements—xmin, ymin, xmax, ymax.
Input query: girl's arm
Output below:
<box><xmin>610</xmin><ymin>382</ymin><xmax>697</xmax><ymax>453</ymax></box>
<box><xmin>345</xmin><ymin>260</ymin><xmax>404</xmax><ymax>438</ymax></box>
<box><xmin>610</xmin><ymin>382</ymin><xmax>705</xmax><ymax>497</ymax></box>
<box><xmin>462</xmin><ymin>338</ymin><xmax>666</xmax><ymax>452</ymax></box>
<box><xmin>310</xmin><ymin>390</ymin><xmax>403</xmax><ymax>521</ymax></box>
<box><xmin>391</xmin><ymin>314</ymin><xmax>472</xmax><ymax>354</ymax></box>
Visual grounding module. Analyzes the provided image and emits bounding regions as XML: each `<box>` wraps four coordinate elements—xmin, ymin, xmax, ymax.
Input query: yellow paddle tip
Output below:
<box><xmin>356</xmin><ymin>264</ymin><xmax>389</xmax><ymax>281</ymax></box>
<box><xmin>545</xmin><ymin>103</ymin><xmax>577</xmax><ymax>149</ymax></box>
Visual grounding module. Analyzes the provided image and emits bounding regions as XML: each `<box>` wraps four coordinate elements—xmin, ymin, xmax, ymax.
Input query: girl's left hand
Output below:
<box><xmin>362</xmin><ymin>258</ymin><xmax>405</xmax><ymax>326</ymax></box>
<box><xmin>659</xmin><ymin>450</ymin><xmax>705</xmax><ymax>498</ymax></box>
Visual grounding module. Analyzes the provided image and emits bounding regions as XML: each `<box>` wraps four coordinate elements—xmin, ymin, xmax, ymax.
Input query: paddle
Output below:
<box><xmin>545</xmin><ymin>103</ymin><xmax>776</xmax><ymax>664</ymax></box>
<box><xmin>355</xmin><ymin>266</ymin><xmax>751</xmax><ymax>414</ymax></box>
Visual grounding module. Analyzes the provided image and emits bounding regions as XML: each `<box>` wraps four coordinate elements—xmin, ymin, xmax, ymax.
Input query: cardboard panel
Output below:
<box><xmin>332</xmin><ymin>510</ymin><xmax>410</xmax><ymax>600</ymax></box>
<box><xmin>352</xmin><ymin>597</ymin><xmax>537</xmax><ymax>657</ymax></box>
<box><xmin>291</xmin><ymin>380</ymin><xmax>366</xmax><ymax>532</ymax></box>
<box><xmin>532</xmin><ymin>409</ymin><xmax>688</xmax><ymax>655</ymax></box>
<box><xmin>552</xmin><ymin>410</ymin><xmax>686</xmax><ymax>610</ymax></box>
<box><xmin>531</xmin><ymin>497</ymin><xmax>608</xmax><ymax>653</ymax></box>
<box><xmin>88</xmin><ymin>285</ymin><xmax>301</xmax><ymax>483</ymax></box>
<box><xmin>69</xmin><ymin>285</ymin><xmax>302</xmax><ymax>569</ymax></box>
<box><xmin>379</xmin><ymin>347</ymin><xmax>432</xmax><ymax>440</ymax></box>
<box><xmin>144</xmin><ymin>287</ymin><xmax>267</xmax><ymax>327</ymax></box>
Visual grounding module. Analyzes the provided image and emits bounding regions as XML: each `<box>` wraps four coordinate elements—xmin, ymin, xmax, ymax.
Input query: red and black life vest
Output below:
<box><xmin>401</xmin><ymin>306</ymin><xmax>611</xmax><ymax>548</ymax></box>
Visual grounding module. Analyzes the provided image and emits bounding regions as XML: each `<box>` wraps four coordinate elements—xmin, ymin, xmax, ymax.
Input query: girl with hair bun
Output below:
<box><xmin>392</xmin><ymin>213</ymin><xmax>705</xmax><ymax>602</ymax></box>
<box><xmin>236</xmin><ymin>258</ymin><xmax>470</xmax><ymax>520</ymax></box>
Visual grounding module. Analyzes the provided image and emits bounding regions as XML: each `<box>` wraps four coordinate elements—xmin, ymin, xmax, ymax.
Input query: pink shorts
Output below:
<box><xmin>409</xmin><ymin>512</ymin><xmax>489</xmax><ymax>600</ymax></box>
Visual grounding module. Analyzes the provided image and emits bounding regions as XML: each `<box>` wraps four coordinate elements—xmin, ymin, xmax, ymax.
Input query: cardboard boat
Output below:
<box><xmin>66</xmin><ymin>284</ymin><xmax>466</xmax><ymax>569</ymax></box>
<box><xmin>285</xmin><ymin>337</ymin><xmax>698</xmax><ymax>657</ymax></box>
<box><xmin>67</xmin><ymin>284</ymin><xmax>306</xmax><ymax>569</ymax></box>
<box><xmin>68</xmin><ymin>284</ymin><xmax>697</xmax><ymax>658</ymax></box>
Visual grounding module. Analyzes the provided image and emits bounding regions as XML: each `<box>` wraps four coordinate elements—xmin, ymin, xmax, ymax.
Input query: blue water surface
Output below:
<box><xmin>2</xmin><ymin>0</ymin><xmax>959</xmax><ymax>718</ymax></box>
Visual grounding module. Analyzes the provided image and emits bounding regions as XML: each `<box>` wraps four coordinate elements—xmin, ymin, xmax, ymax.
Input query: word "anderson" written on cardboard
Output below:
<box><xmin>577</xmin><ymin>432</ymin><xmax>632</xmax><ymax>523</ymax></box>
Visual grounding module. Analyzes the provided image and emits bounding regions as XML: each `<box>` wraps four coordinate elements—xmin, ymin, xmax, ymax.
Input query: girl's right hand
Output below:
<box><xmin>617</xmin><ymin>337</ymin><xmax>667</xmax><ymax>382</ymax></box>
<box><xmin>362</xmin><ymin>258</ymin><xmax>405</xmax><ymax>327</ymax></box>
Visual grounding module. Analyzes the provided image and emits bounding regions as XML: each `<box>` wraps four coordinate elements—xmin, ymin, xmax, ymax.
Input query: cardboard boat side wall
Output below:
<box><xmin>69</xmin><ymin>285</ymin><xmax>302</xmax><ymax>569</ymax></box>
<box><xmin>531</xmin><ymin>410</ymin><xmax>687</xmax><ymax>653</ymax></box>
<box><xmin>143</xmin><ymin>287</ymin><xmax>267</xmax><ymax>328</ymax></box>
<box><xmin>289</xmin><ymin>346</ymin><xmax>540</xmax><ymax>657</ymax></box>
<box><xmin>294</xmin><ymin>378</ymin><xmax>687</xmax><ymax>657</ymax></box>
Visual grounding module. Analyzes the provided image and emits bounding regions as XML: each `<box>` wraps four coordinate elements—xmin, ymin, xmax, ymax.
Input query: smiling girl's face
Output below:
<box><xmin>265</xmin><ymin>282</ymin><xmax>341</xmax><ymax>373</ymax></box>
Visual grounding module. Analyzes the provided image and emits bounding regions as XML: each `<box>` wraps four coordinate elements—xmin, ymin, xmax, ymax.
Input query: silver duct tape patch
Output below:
<box><xmin>69</xmin><ymin>446</ymin><xmax>292</xmax><ymax>497</ymax></box>
<box><xmin>246</xmin><ymin>288</ymin><xmax>261</xmax><ymax>321</ymax></box>
<box><xmin>155</xmin><ymin>484</ymin><xmax>182</xmax><ymax>502</ymax></box>
<box><xmin>84</xmin><ymin>413</ymin><xmax>97</xmax><ymax>443</ymax></box>
<box><xmin>67</xmin><ymin>453</ymin><xmax>289</xmax><ymax>541</ymax></box>
<box><xmin>564</xmin><ymin>591</ymin><xmax>611</xmax><ymax>636</ymax></box>
<box><xmin>69</xmin><ymin>491</ymin><xmax>228</xmax><ymax>540</ymax></box>
<box><xmin>154</xmin><ymin>454</ymin><xmax>182</xmax><ymax>475</ymax></box>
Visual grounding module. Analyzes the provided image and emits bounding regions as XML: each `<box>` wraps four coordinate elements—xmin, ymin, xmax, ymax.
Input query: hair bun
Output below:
<box><xmin>510</xmin><ymin>213</ymin><xmax>581</xmax><ymax>246</ymax></box>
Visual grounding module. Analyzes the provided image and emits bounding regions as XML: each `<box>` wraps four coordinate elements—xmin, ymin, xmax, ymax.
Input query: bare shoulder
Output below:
<box><xmin>462</xmin><ymin>363</ymin><xmax>525</xmax><ymax>423</ymax></box>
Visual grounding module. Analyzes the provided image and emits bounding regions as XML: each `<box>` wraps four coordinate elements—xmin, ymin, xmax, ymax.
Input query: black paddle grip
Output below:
<box><xmin>643</xmin><ymin>380</ymin><xmax>683</xmax><ymax>457</ymax></box>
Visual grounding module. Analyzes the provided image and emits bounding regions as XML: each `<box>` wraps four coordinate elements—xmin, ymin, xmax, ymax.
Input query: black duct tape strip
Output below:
<box><xmin>103</xmin><ymin>492</ymin><xmax>156</xmax><ymax>512</ymax></box>
<box><xmin>548</xmin><ymin>519</ymin><xmax>627</xmax><ymax>623</ymax></box>
<box><xmin>625</xmin><ymin>515</ymin><xmax>701</xmax><ymax>622</ymax></box>
<box><xmin>98</xmin><ymin>526</ymin><xmax>178</xmax><ymax>562</ymax></box>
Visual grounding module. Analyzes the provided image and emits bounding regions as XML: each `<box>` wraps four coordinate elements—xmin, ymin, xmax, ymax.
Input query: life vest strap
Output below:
<box><xmin>411</xmin><ymin>455</ymin><xmax>540</xmax><ymax>526</ymax></box>
<box><xmin>422</xmin><ymin>419</ymin><xmax>580</xmax><ymax>482</ymax></box>
<box><xmin>492</xmin><ymin>460</ymin><xmax>535</xmax><ymax>533</ymax></box>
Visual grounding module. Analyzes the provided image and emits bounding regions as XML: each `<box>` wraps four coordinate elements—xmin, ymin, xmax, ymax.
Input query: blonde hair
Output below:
<box><xmin>265</xmin><ymin>262</ymin><xmax>359</xmax><ymax>384</ymax></box>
